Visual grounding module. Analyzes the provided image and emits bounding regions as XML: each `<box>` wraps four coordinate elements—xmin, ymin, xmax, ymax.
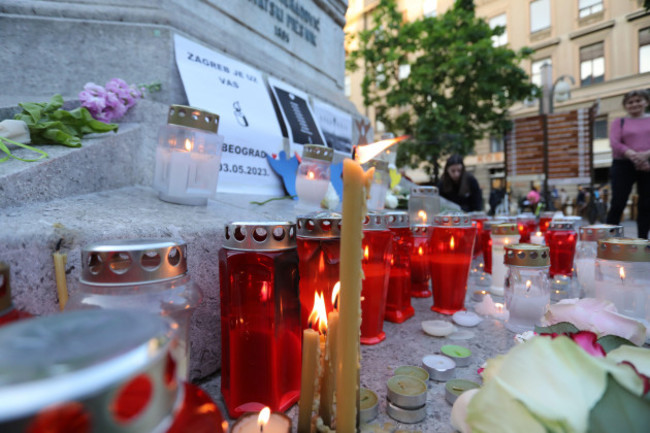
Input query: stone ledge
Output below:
<box><xmin>0</xmin><ymin>184</ymin><xmax>302</xmax><ymax>379</ymax></box>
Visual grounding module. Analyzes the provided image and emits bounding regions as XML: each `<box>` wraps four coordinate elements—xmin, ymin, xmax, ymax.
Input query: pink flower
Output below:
<box><xmin>79</xmin><ymin>78</ymin><xmax>142</xmax><ymax>122</ymax></box>
<box><xmin>106</xmin><ymin>78</ymin><xmax>142</xmax><ymax>110</ymax></box>
<box><xmin>540</xmin><ymin>331</ymin><xmax>606</xmax><ymax>357</ymax></box>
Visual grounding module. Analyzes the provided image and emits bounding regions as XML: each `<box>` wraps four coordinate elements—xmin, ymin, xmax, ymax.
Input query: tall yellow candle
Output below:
<box><xmin>319</xmin><ymin>310</ymin><xmax>339</xmax><ymax>426</ymax></box>
<box><xmin>298</xmin><ymin>328</ymin><xmax>321</xmax><ymax>433</ymax></box>
<box><xmin>52</xmin><ymin>251</ymin><xmax>68</xmax><ymax>311</ymax></box>
<box><xmin>336</xmin><ymin>159</ymin><xmax>373</xmax><ymax>432</ymax></box>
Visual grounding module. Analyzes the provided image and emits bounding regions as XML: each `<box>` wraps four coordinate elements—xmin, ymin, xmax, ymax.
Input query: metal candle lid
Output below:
<box><xmin>0</xmin><ymin>310</ymin><xmax>178</xmax><ymax>430</ymax></box>
<box><xmin>411</xmin><ymin>225</ymin><xmax>432</xmax><ymax>238</ymax></box>
<box><xmin>167</xmin><ymin>105</ymin><xmax>219</xmax><ymax>133</ymax></box>
<box><xmin>549</xmin><ymin>219</ymin><xmax>575</xmax><ymax>231</ymax></box>
<box><xmin>540</xmin><ymin>211</ymin><xmax>555</xmax><ymax>218</ymax></box>
<box><xmin>302</xmin><ymin>144</ymin><xmax>333</xmax><ymax>162</ymax></box>
<box><xmin>0</xmin><ymin>263</ymin><xmax>11</xmax><ymax>312</ymax></box>
<box><xmin>491</xmin><ymin>223</ymin><xmax>518</xmax><ymax>236</ymax></box>
<box><xmin>410</xmin><ymin>186</ymin><xmax>439</xmax><ymax>196</ymax></box>
<box><xmin>468</xmin><ymin>212</ymin><xmax>488</xmax><ymax>220</ymax></box>
<box><xmin>504</xmin><ymin>244</ymin><xmax>550</xmax><ymax>267</ymax></box>
<box><xmin>579</xmin><ymin>224</ymin><xmax>624</xmax><ymax>242</ymax></box>
<box><xmin>223</xmin><ymin>221</ymin><xmax>296</xmax><ymax>251</ymax></box>
<box><xmin>296</xmin><ymin>212</ymin><xmax>341</xmax><ymax>239</ymax></box>
<box><xmin>81</xmin><ymin>239</ymin><xmax>188</xmax><ymax>285</ymax></box>
<box><xmin>363</xmin><ymin>212</ymin><xmax>389</xmax><ymax>231</ymax></box>
<box><xmin>597</xmin><ymin>238</ymin><xmax>650</xmax><ymax>262</ymax></box>
<box><xmin>383</xmin><ymin>211</ymin><xmax>410</xmax><ymax>228</ymax></box>
<box><xmin>433</xmin><ymin>214</ymin><xmax>472</xmax><ymax>227</ymax></box>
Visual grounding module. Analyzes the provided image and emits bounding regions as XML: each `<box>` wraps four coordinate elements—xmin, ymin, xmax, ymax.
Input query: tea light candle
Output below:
<box><xmin>386</xmin><ymin>400</ymin><xmax>427</xmax><ymax>424</ymax></box>
<box><xmin>472</xmin><ymin>290</ymin><xmax>488</xmax><ymax>302</ymax></box>
<box><xmin>441</xmin><ymin>345</ymin><xmax>472</xmax><ymax>367</ymax></box>
<box><xmin>530</xmin><ymin>231</ymin><xmax>545</xmax><ymax>245</ymax></box>
<box><xmin>231</xmin><ymin>408</ymin><xmax>291</xmax><ymax>433</ymax></box>
<box><xmin>387</xmin><ymin>375</ymin><xmax>427</xmax><ymax>409</ymax></box>
<box><xmin>422</xmin><ymin>354</ymin><xmax>456</xmax><ymax>381</ymax></box>
<box><xmin>445</xmin><ymin>379</ymin><xmax>480</xmax><ymax>405</ymax></box>
<box><xmin>394</xmin><ymin>365</ymin><xmax>430</xmax><ymax>382</ymax></box>
<box><xmin>452</xmin><ymin>311</ymin><xmax>482</xmax><ymax>327</ymax></box>
<box><xmin>359</xmin><ymin>388</ymin><xmax>379</xmax><ymax>424</ymax></box>
<box><xmin>421</xmin><ymin>320</ymin><xmax>455</xmax><ymax>337</ymax></box>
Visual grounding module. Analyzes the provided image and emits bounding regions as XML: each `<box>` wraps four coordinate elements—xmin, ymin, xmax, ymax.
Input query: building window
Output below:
<box><xmin>530</xmin><ymin>0</ymin><xmax>550</xmax><ymax>33</ymax></box>
<box><xmin>640</xmin><ymin>27</ymin><xmax>650</xmax><ymax>73</ymax></box>
<box><xmin>579</xmin><ymin>0</ymin><xmax>603</xmax><ymax>18</ymax></box>
<box><xmin>580</xmin><ymin>42</ymin><xmax>605</xmax><ymax>86</ymax></box>
<box><xmin>593</xmin><ymin>117</ymin><xmax>608</xmax><ymax>139</ymax></box>
<box><xmin>490</xmin><ymin>135</ymin><xmax>504</xmax><ymax>153</ymax></box>
<box><xmin>531</xmin><ymin>58</ymin><xmax>551</xmax><ymax>87</ymax></box>
<box><xmin>489</xmin><ymin>14</ymin><xmax>507</xmax><ymax>47</ymax></box>
<box><xmin>422</xmin><ymin>0</ymin><xmax>437</xmax><ymax>17</ymax></box>
<box><xmin>344</xmin><ymin>75</ymin><xmax>351</xmax><ymax>97</ymax></box>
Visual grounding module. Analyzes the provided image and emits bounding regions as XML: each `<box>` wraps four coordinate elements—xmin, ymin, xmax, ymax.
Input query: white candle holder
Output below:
<box><xmin>295</xmin><ymin>145</ymin><xmax>333</xmax><ymax>208</ymax></box>
<box><xmin>575</xmin><ymin>224</ymin><xmax>623</xmax><ymax>297</ymax></box>
<box><xmin>408</xmin><ymin>186</ymin><xmax>440</xmax><ymax>225</ymax></box>
<box><xmin>490</xmin><ymin>223</ymin><xmax>520</xmax><ymax>297</ymax></box>
<box><xmin>362</xmin><ymin>159</ymin><xmax>391</xmax><ymax>211</ymax></box>
<box><xmin>153</xmin><ymin>105</ymin><xmax>224</xmax><ymax>205</ymax></box>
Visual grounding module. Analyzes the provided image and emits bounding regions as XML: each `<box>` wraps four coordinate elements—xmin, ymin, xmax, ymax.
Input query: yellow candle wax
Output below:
<box><xmin>52</xmin><ymin>251</ymin><xmax>68</xmax><ymax>311</ymax></box>
<box><xmin>336</xmin><ymin>159</ymin><xmax>374</xmax><ymax>432</ymax></box>
<box><xmin>319</xmin><ymin>310</ymin><xmax>339</xmax><ymax>426</ymax></box>
<box><xmin>298</xmin><ymin>328</ymin><xmax>321</xmax><ymax>433</ymax></box>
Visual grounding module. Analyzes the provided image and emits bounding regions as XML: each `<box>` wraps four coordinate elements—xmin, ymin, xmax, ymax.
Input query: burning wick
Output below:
<box><xmin>525</xmin><ymin>280</ymin><xmax>532</xmax><ymax>293</ymax></box>
<box><xmin>418</xmin><ymin>210</ymin><xmax>427</xmax><ymax>224</ymax></box>
<box><xmin>184</xmin><ymin>138</ymin><xmax>193</xmax><ymax>151</ymax></box>
<box><xmin>307</xmin><ymin>171</ymin><xmax>315</xmax><ymax>180</ymax></box>
<box><xmin>307</xmin><ymin>291</ymin><xmax>328</xmax><ymax>335</ymax></box>
<box><xmin>619</xmin><ymin>266</ymin><xmax>626</xmax><ymax>284</ymax></box>
<box><xmin>258</xmin><ymin>407</ymin><xmax>270</xmax><ymax>432</ymax></box>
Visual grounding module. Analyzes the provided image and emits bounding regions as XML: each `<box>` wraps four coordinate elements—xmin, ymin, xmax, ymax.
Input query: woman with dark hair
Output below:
<box><xmin>605</xmin><ymin>89</ymin><xmax>650</xmax><ymax>239</ymax></box>
<box><xmin>437</xmin><ymin>154</ymin><xmax>483</xmax><ymax>212</ymax></box>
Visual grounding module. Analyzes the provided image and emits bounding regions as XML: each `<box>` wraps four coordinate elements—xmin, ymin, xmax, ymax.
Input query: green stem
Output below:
<box><xmin>0</xmin><ymin>137</ymin><xmax>49</xmax><ymax>162</ymax></box>
<box><xmin>250</xmin><ymin>195</ymin><xmax>296</xmax><ymax>205</ymax></box>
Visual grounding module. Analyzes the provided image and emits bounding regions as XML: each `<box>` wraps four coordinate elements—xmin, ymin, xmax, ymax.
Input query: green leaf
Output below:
<box><xmin>587</xmin><ymin>373</ymin><xmax>650</xmax><ymax>433</ymax></box>
<box><xmin>534</xmin><ymin>322</ymin><xmax>580</xmax><ymax>335</ymax></box>
<box><xmin>597</xmin><ymin>335</ymin><xmax>636</xmax><ymax>353</ymax></box>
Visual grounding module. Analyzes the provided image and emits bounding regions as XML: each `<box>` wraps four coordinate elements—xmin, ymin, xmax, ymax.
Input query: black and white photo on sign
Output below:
<box><xmin>173</xmin><ymin>34</ymin><xmax>285</xmax><ymax>196</ymax></box>
<box><xmin>311</xmin><ymin>98</ymin><xmax>353</xmax><ymax>156</ymax></box>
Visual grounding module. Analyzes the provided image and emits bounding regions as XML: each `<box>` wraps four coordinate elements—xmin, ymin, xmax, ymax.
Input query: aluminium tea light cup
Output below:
<box><xmin>394</xmin><ymin>366</ymin><xmax>430</xmax><ymax>382</ymax></box>
<box><xmin>422</xmin><ymin>354</ymin><xmax>456</xmax><ymax>381</ymax></box>
<box><xmin>386</xmin><ymin>400</ymin><xmax>427</xmax><ymax>424</ymax></box>
<box><xmin>359</xmin><ymin>388</ymin><xmax>379</xmax><ymax>424</ymax></box>
<box><xmin>440</xmin><ymin>345</ymin><xmax>472</xmax><ymax>367</ymax></box>
<box><xmin>386</xmin><ymin>375</ymin><xmax>427</xmax><ymax>409</ymax></box>
<box><xmin>445</xmin><ymin>379</ymin><xmax>481</xmax><ymax>405</ymax></box>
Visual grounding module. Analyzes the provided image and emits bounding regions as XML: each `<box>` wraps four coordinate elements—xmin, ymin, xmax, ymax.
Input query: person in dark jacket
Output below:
<box><xmin>437</xmin><ymin>154</ymin><xmax>483</xmax><ymax>212</ymax></box>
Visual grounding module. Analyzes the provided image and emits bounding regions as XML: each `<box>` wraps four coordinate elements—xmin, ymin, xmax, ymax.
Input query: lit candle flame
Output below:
<box><xmin>504</xmin><ymin>238</ymin><xmax>510</xmax><ymax>245</ymax></box>
<box><xmin>222</xmin><ymin>421</ymin><xmax>229</xmax><ymax>432</ymax></box>
<box><xmin>450</xmin><ymin>236</ymin><xmax>455</xmax><ymax>250</ymax></box>
<box><xmin>184</xmin><ymin>138</ymin><xmax>193</xmax><ymax>152</ymax></box>
<box><xmin>620</xmin><ymin>266</ymin><xmax>626</xmax><ymax>282</ymax></box>
<box><xmin>332</xmin><ymin>281</ymin><xmax>340</xmax><ymax>311</ymax></box>
<box><xmin>417</xmin><ymin>210</ymin><xmax>427</xmax><ymax>224</ymax></box>
<box><xmin>495</xmin><ymin>303</ymin><xmax>504</xmax><ymax>313</ymax></box>
<box><xmin>353</xmin><ymin>135</ymin><xmax>409</xmax><ymax>164</ymax></box>
<box><xmin>307</xmin><ymin>291</ymin><xmax>328</xmax><ymax>335</ymax></box>
<box><xmin>258</xmin><ymin>407</ymin><xmax>270</xmax><ymax>430</ymax></box>
<box><xmin>364</xmin><ymin>245</ymin><xmax>369</xmax><ymax>260</ymax></box>
<box><xmin>307</xmin><ymin>171</ymin><xmax>315</xmax><ymax>180</ymax></box>
<box><xmin>525</xmin><ymin>280</ymin><xmax>531</xmax><ymax>291</ymax></box>
<box><xmin>536</xmin><ymin>231</ymin><xmax>542</xmax><ymax>237</ymax></box>
<box><xmin>418</xmin><ymin>246</ymin><xmax>424</xmax><ymax>256</ymax></box>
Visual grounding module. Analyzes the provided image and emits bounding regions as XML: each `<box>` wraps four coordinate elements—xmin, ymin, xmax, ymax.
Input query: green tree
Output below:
<box><xmin>346</xmin><ymin>0</ymin><xmax>536</xmax><ymax>182</ymax></box>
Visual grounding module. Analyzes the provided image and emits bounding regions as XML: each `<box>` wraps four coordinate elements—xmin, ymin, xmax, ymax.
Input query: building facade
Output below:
<box><xmin>345</xmin><ymin>0</ymin><xmax>650</xmax><ymax>209</ymax></box>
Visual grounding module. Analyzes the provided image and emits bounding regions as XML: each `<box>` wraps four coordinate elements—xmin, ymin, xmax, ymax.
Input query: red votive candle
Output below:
<box><xmin>360</xmin><ymin>214</ymin><xmax>393</xmax><ymax>345</ymax></box>
<box><xmin>539</xmin><ymin>211</ymin><xmax>555</xmax><ymax>234</ymax></box>
<box><xmin>383</xmin><ymin>211</ymin><xmax>414</xmax><ymax>324</ymax></box>
<box><xmin>0</xmin><ymin>262</ymin><xmax>32</xmax><ymax>328</ymax></box>
<box><xmin>410</xmin><ymin>225</ymin><xmax>433</xmax><ymax>298</ymax></box>
<box><xmin>481</xmin><ymin>220</ymin><xmax>493</xmax><ymax>274</ymax></box>
<box><xmin>470</xmin><ymin>213</ymin><xmax>489</xmax><ymax>259</ymax></box>
<box><xmin>544</xmin><ymin>219</ymin><xmax>577</xmax><ymax>277</ymax></box>
<box><xmin>430</xmin><ymin>215</ymin><xmax>477</xmax><ymax>315</ymax></box>
<box><xmin>517</xmin><ymin>213</ymin><xmax>537</xmax><ymax>243</ymax></box>
<box><xmin>296</xmin><ymin>212</ymin><xmax>341</xmax><ymax>330</ymax></box>
<box><xmin>219</xmin><ymin>222</ymin><xmax>301</xmax><ymax>418</ymax></box>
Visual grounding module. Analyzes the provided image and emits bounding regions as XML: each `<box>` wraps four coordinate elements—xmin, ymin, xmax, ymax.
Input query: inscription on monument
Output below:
<box><xmin>248</xmin><ymin>0</ymin><xmax>320</xmax><ymax>46</ymax></box>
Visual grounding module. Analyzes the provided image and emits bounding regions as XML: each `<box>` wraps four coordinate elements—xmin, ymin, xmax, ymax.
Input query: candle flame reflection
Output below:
<box><xmin>332</xmin><ymin>281</ymin><xmax>340</xmax><ymax>311</ymax></box>
<box><xmin>450</xmin><ymin>236</ymin><xmax>455</xmax><ymax>250</ymax></box>
<box><xmin>258</xmin><ymin>407</ymin><xmax>270</xmax><ymax>429</ymax></box>
<box><xmin>364</xmin><ymin>245</ymin><xmax>369</xmax><ymax>260</ymax></box>
<box><xmin>418</xmin><ymin>246</ymin><xmax>424</xmax><ymax>256</ymax></box>
<box><xmin>184</xmin><ymin>138</ymin><xmax>193</xmax><ymax>152</ymax></box>
<box><xmin>308</xmin><ymin>291</ymin><xmax>328</xmax><ymax>335</ymax></box>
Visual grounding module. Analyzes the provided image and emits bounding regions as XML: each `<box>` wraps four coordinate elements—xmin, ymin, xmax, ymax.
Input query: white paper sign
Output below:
<box><xmin>174</xmin><ymin>34</ymin><xmax>285</xmax><ymax>195</ymax></box>
<box><xmin>267</xmin><ymin>76</ymin><xmax>327</xmax><ymax>155</ymax></box>
<box><xmin>312</xmin><ymin>98</ymin><xmax>353</xmax><ymax>156</ymax></box>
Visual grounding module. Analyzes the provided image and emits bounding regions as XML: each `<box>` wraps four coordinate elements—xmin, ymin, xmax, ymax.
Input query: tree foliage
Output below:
<box><xmin>346</xmin><ymin>0</ymin><xmax>536</xmax><ymax>181</ymax></box>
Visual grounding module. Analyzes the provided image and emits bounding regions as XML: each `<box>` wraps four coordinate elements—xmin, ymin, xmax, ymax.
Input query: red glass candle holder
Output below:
<box><xmin>516</xmin><ymin>213</ymin><xmax>537</xmax><ymax>243</ymax></box>
<box><xmin>470</xmin><ymin>213</ymin><xmax>489</xmax><ymax>259</ymax></box>
<box><xmin>544</xmin><ymin>220</ymin><xmax>577</xmax><ymax>277</ymax></box>
<box><xmin>383</xmin><ymin>211</ymin><xmax>414</xmax><ymax>324</ymax></box>
<box><xmin>430</xmin><ymin>215</ymin><xmax>477</xmax><ymax>315</ymax></box>
<box><xmin>480</xmin><ymin>220</ymin><xmax>493</xmax><ymax>274</ymax></box>
<box><xmin>360</xmin><ymin>214</ymin><xmax>393</xmax><ymax>345</ymax></box>
<box><xmin>219</xmin><ymin>222</ymin><xmax>301</xmax><ymax>418</ymax></box>
<box><xmin>539</xmin><ymin>211</ymin><xmax>555</xmax><ymax>234</ymax></box>
<box><xmin>0</xmin><ymin>262</ymin><xmax>32</xmax><ymax>327</ymax></box>
<box><xmin>410</xmin><ymin>225</ymin><xmax>432</xmax><ymax>298</ymax></box>
<box><xmin>296</xmin><ymin>212</ymin><xmax>341</xmax><ymax>330</ymax></box>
